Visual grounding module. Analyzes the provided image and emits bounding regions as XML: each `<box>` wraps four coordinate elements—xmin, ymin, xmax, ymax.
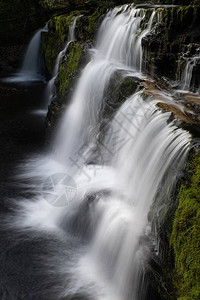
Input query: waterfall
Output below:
<box><xmin>82</xmin><ymin>94</ymin><xmax>190</xmax><ymax>300</ymax></box>
<box><xmin>181</xmin><ymin>55</ymin><xmax>200</xmax><ymax>91</ymax></box>
<box><xmin>54</xmin><ymin>6</ymin><xmax>156</xmax><ymax>166</ymax></box>
<box><xmin>8</xmin><ymin>5</ymin><xmax>191</xmax><ymax>300</ymax></box>
<box><xmin>4</xmin><ymin>26</ymin><xmax>48</xmax><ymax>83</ymax></box>
<box><xmin>44</xmin><ymin>92</ymin><xmax>190</xmax><ymax>300</ymax></box>
<box><xmin>45</xmin><ymin>16</ymin><xmax>81</xmax><ymax>109</ymax></box>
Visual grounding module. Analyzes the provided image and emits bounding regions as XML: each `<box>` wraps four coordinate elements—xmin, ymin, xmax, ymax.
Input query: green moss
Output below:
<box><xmin>76</xmin><ymin>9</ymin><xmax>103</xmax><ymax>41</ymax></box>
<box><xmin>54</xmin><ymin>14</ymin><xmax>73</xmax><ymax>41</ymax></box>
<box><xmin>170</xmin><ymin>151</ymin><xmax>200</xmax><ymax>300</ymax></box>
<box><xmin>88</xmin><ymin>9</ymin><xmax>102</xmax><ymax>37</ymax></box>
<box><xmin>58</xmin><ymin>41</ymin><xmax>83</xmax><ymax>99</ymax></box>
<box><xmin>102</xmin><ymin>73</ymin><xmax>138</xmax><ymax>121</ymax></box>
<box><xmin>39</xmin><ymin>0</ymin><xmax>57</xmax><ymax>8</ymax></box>
<box><xmin>46</xmin><ymin>41</ymin><xmax>84</xmax><ymax>128</ymax></box>
<box><xmin>143</xmin><ymin>5</ymin><xmax>200</xmax><ymax>80</ymax></box>
<box><xmin>42</xmin><ymin>31</ymin><xmax>61</xmax><ymax>73</ymax></box>
<box><xmin>157</xmin><ymin>0</ymin><xmax>197</xmax><ymax>4</ymax></box>
<box><xmin>42</xmin><ymin>12</ymin><xmax>78</xmax><ymax>74</ymax></box>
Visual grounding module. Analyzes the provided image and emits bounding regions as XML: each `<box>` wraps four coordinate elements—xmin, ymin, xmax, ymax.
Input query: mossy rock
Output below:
<box><xmin>103</xmin><ymin>73</ymin><xmax>139</xmax><ymax>120</ymax></box>
<box><xmin>170</xmin><ymin>150</ymin><xmax>200</xmax><ymax>300</ymax></box>
<box><xmin>42</xmin><ymin>12</ymin><xmax>79</xmax><ymax>74</ymax></box>
<box><xmin>45</xmin><ymin>8</ymin><xmax>102</xmax><ymax>129</ymax></box>
<box><xmin>156</xmin><ymin>0</ymin><xmax>200</xmax><ymax>4</ymax></box>
<box><xmin>42</xmin><ymin>31</ymin><xmax>61</xmax><ymax>74</ymax></box>
<box><xmin>39</xmin><ymin>0</ymin><xmax>62</xmax><ymax>9</ymax></box>
<box><xmin>58</xmin><ymin>41</ymin><xmax>84</xmax><ymax>99</ymax></box>
<box><xmin>76</xmin><ymin>9</ymin><xmax>104</xmax><ymax>42</ymax></box>
<box><xmin>46</xmin><ymin>40</ymin><xmax>85</xmax><ymax>129</ymax></box>
<box><xmin>42</xmin><ymin>9</ymin><xmax>101</xmax><ymax>74</ymax></box>
<box><xmin>142</xmin><ymin>6</ymin><xmax>200</xmax><ymax>82</ymax></box>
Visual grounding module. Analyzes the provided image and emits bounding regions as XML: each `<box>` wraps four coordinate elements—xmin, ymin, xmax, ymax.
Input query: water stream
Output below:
<box><xmin>1</xmin><ymin>5</ymin><xmax>192</xmax><ymax>300</ymax></box>
<box><xmin>181</xmin><ymin>55</ymin><xmax>200</xmax><ymax>91</ymax></box>
<box><xmin>4</xmin><ymin>26</ymin><xmax>48</xmax><ymax>83</ymax></box>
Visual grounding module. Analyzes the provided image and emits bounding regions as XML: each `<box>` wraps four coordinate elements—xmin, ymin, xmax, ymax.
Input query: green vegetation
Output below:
<box><xmin>42</xmin><ymin>8</ymin><xmax>102</xmax><ymax>74</ymax></box>
<box><xmin>102</xmin><ymin>74</ymin><xmax>138</xmax><ymax>121</ymax></box>
<box><xmin>54</xmin><ymin>14</ymin><xmax>73</xmax><ymax>40</ymax></box>
<box><xmin>76</xmin><ymin>9</ymin><xmax>104</xmax><ymax>42</ymax></box>
<box><xmin>58</xmin><ymin>42</ymin><xmax>83</xmax><ymax>99</ymax></box>
<box><xmin>44</xmin><ymin>8</ymin><xmax>102</xmax><ymax>128</ymax></box>
<box><xmin>42</xmin><ymin>31</ymin><xmax>61</xmax><ymax>74</ymax></box>
<box><xmin>157</xmin><ymin>0</ymin><xmax>200</xmax><ymax>4</ymax></box>
<box><xmin>142</xmin><ymin>5</ymin><xmax>200</xmax><ymax>80</ymax></box>
<box><xmin>46</xmin><ymin>40</ymin><xmax>84</xmax><ymax>128</ymax></box>
<box><xmin>170</xmin><ymin>150</ymin><xmax>200</xmax><ymax>300</ymax></box>
<box><xmin>42</xmin><ymin>13</ymin><xmax>77</xmax><ymax>73</ymax></box>
<box><xmin>39</xmin><ymin>0</ymin><xmax>58</xmax><ymax>8</ymax></box>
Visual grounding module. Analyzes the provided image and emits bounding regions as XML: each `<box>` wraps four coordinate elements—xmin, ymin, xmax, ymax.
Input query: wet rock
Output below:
<box><xmin>43</xmin><ymin>8</ymin><xmax>104</xmax><ymax>132</ymax></box>
<box><xmin>42</xmin><ymin>12</ymin><xmax>76</xmax><ymax>74</ymax></box>
<box><xmin>142</xmin><ymin>6</ymin><xmax>200</xmax><ymax>89</ymax></box>
<box><xmin>170</xmin><ymin>149</ymin><xmax>200</xmax><ymax>300</ymax></box>
<box><xmin>46</xmin><ymin>41</ymin><xmax>87</xmax><ymax>131</ymax></box>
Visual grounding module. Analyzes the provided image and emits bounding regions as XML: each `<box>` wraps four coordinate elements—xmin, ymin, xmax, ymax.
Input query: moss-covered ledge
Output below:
<box><xmin>170</xmin><ymin>150</ymin><xmax>200</xmax><ymax>300</ymax></box>
<box><xmin>58</xmin><ymin>41</ymin><xmax>84</xmax><ymax>99</ymax></box>
<box><xmin>46</xmin><ymin>41</ymin><xmax>86</xmax><ymax>128</ymax></box>
<box><xmin>142</xmin><ymin>5</ymin><xmax>200</xmax><ymax>85</ymax></box>
<box><xmin>76</xmin><ymin>9</ymin><xmax>104</xmax><ymax>42</ymax></box>
<box><xmin>44</xmin><ymin>7</ymin><xmax>104</xmax><ymax>130</ymax></box>
<box><xmin>42</xmin><ymin>12</ymin><xmax>78</xmax><ymax>74</ymax></box>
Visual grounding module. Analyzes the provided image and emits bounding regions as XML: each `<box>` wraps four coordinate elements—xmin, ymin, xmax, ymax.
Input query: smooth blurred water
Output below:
<box><xmin>4</xmin><ymin>26</ymin><xmax>48</xmax><ymax>83</ymax></box>
<box><xmin>181</xmin><ymin>55</ymin><xmax>200</xmax><ymax>91</ymax></box>
<box><xmin>2</xmin><ymin>5</ymin><xmax>191</xmax><ymax>300</ymax></box>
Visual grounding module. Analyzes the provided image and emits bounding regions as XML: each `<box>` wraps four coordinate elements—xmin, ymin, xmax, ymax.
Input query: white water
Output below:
<box><xmin>55</xmin><ymin>93</ymin><xmax>189</xmax><ymax>300</ymax></box>
<box><xmin>4</xmin><ymin>26</ymin><xmax>48</xmax><ymax>83</ymax></box>
<box><xmin>8</xmin><ymin>5</ymin><xmax>191</xmax><ymax>300</ymax></box>
<box><xmin>181</xmin><ymin>55</ymin><xmax>200</xmax><ymax>91</ymax></box>
<box><xmin>84</xmin><ymin>95</ymin><xmax>190</xmax><ymax>300</ymax></box>
<box><xmin>45</xmin><ymin>16</ymin><xmax>81</xmax><ymax>109</ymax></box>
<box><xmin>54</xmin><ymin>6</ymin><xmax>155</xmax><ymax>166</ymax></box>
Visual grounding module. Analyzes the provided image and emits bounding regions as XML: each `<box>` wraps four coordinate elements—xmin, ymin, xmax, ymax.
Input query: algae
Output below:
<box><xmin>42</xmin><ymin>12</ymin><xmax>77</xmax><ymax>74</ymax></box>
<box><xmin>58</xmin><ymin>41</ymin><xmax>83</xmax><ymax>99</ymax></box>
<box><xmin>76</xmin><ymin>9</ymin><xmax>103</xmax><ymax>42</ymax></box>
<box><xmin>170</xmin><ymin>150</ymin><xmax>200</xmax><ymax>300</ymax></box>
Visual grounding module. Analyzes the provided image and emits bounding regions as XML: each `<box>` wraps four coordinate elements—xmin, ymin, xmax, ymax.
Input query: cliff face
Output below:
<box><xmin>142</xmin><ymin>6</ymin><xmax>200</xmax><ymax>91</ymax></box>
<box><xmin>141</xmin><ymin>7</ymin><xmax>200</xmax><ymax>299</ymax></box>
<box><xmin>42</xmin><ymin>8</ymin><xmax>104</xmax><ymax>129</ymax></box>
<box><xmin>140</xmin><ymin>7</ymin><xmax>200</xmax><ymax>300</ymax></box>
<box><xmin>170</xmin><ymin>150</ymin><xmax>200</xmax><ymax>300</ymax></box>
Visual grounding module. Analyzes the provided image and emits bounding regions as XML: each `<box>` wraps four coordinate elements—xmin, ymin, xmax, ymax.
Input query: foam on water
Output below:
<box><xmin>5</xmin><ymin>6</ymin><xmax>191</xmax><ymax>300</ymax></box>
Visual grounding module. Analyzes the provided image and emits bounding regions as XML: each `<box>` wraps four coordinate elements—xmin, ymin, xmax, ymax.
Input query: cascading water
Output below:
<box><xmin>82</xmin><ymin>95</ymin><xmax>190</xmax><ymax>300</ymax></box>
<box><xmin>43</xmin><ymin>91</ymin><xmax>189</xmax><ymax>300</ymax></box>
<box><xmin>54</xmin><ymin>6</ymin><xmax>155</xmax><ymax>167</ymax></box>
<box><xmin>4</xmin><ymin>5</ymin><xmax>192</xmax><ymax>300</ymax></box>
<box><xmin>45</xmin><ymin>16</ymin><xmax>81</xmax><ymax>109</ymax></box>
<box><xmin>4</xmin><ymin>26</ymin><xmax>48</xmax><ymax>83</ymax></box>
<box><xmin>181</xmin><ymin>55</ymin><xmax>200</xmax><ymax>91</ymax></box>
